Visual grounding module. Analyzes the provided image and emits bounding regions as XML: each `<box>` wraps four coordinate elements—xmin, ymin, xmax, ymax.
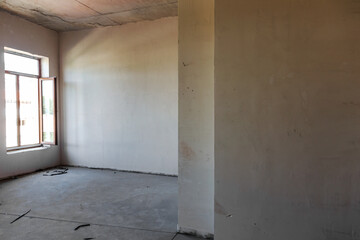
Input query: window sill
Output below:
<box><xmin>7</xmin><ymin>145</ymin><xmax>51</xmax><ymax>155</ymax></box>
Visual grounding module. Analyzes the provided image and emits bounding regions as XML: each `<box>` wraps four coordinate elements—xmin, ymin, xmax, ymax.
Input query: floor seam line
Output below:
<box><xmin>0</xmin><ymin>212</ymin><xmax>175</xmax><ymax>234</ymax></box>
<box><xmin>171</xmin><ymin>232</ymin><xmax>178</xmax><ymax>240</ymax></box>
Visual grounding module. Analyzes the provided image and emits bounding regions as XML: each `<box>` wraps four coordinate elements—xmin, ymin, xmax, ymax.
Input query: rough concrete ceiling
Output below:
<box><xmin>0</xmin><ymin>0</ymin><xmax>178</xmax><ymax>32</ymax></box>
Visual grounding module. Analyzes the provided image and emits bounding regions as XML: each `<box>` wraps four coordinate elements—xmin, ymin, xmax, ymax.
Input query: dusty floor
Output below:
<box><xmin>0</xmin><ymin>167</ymin><xmax>202</xmax><ymax>240</ymax></box>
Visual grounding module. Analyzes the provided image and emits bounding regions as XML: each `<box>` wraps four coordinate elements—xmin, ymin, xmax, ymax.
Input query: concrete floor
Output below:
<box><xmin>0</xmin><ymin>167</ymin><xmax>202</xmax><ymax>240</ymax></box>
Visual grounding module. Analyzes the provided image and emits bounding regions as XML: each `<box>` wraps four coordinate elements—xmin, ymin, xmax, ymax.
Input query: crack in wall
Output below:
<box><xmin>0</xmin><ymin>2</ymin><xmax>93</xmax><ymax>30</ymax></box>
<box><xmin>73</xmin><ymin>0</ymin><xmax>120</xmax><ymax>25</ymax></box>
<box><xmin>0</xmin><ymin>0</ymin><xmax>178</xmax><ymax>31</ymax></box>
<box><xmin>97</xmin><ymin>1</ymin><xmax>178</xmax><ymax>16</ymax></box>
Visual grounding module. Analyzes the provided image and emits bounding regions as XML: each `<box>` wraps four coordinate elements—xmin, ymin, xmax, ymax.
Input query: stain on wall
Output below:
<box><xmin>180</xmin><ymin>141</ymin><xmax>196</xmax><ymax>161</ymax></box>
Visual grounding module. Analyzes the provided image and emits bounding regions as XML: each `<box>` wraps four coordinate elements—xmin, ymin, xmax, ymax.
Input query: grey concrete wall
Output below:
<box><xmin>60</xmin><ymin>17</ymin><xmax>178</xmax><ymax>175</ymax></box>
<box><xmin>215</xmin><ymin>0</ymin><xmax>360</xmax><ymax>239</ymax></box>
<box><xmin>0</xmin><ymin>10</ymin><xmax>60</xmax><ymax>179</ymax></box>
<box><xmin>178</xmin><ymin>0</ymin><xmax>214</xmax><ymax>237</ymax></box>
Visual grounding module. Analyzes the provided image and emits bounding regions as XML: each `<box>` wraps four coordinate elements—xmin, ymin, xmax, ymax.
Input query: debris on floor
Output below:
<box><xmin>74</xmin><ymin>223</ymin><xmax>91</xmax><ymax>231</ymax></box>
<box><xmin>0</xmin><ymin>167</ymin><xmax>178</xmax><ymax>239</ymax></box>
<box><xmin>43</xmin><ymin>168</ymin><xmax>68</xmax><ymax>176</ymax></box>
<box><xmin>10</xmin><ymin>209</ymin><xmax>31</xmax><ymax>224</ymax></box>
<box><xmin>84</xmin><ymin>238</ymin><xmax>95</xmax><ymax>240</ymax></box>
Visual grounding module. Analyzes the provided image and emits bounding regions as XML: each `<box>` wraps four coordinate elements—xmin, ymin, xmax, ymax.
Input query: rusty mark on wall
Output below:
<box><xmin>180</xmin><ymin>141</ymin><xmax>196</xmax><ymax>160</ymax></box>
<box><xmin>215</xmin><ymin>200</ymin><xmax>232</xmax><ymax>218</ymax></box>
<box><xmin>343</xmin><ymin>101</ymin><xmax>360</xmax><ymax>107</ymax></box>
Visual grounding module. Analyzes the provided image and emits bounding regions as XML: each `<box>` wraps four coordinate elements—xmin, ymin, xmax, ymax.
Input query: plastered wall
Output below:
<box><xmin>0</xmin><ymin>10</ymin><xmax>60</xmax><ymax>179</ymax></box>
<box><xmin>178</xmin><ymin>0</ymin><xmax>214</xmax><ymax>237</ymax></box>
<box><xmin>60</xmin><ymin>17</ymin><xmax>178</xmax><ymax>175</ymax></box>
<box><xmin>215</xmin><ymin>0</ymin><xmax>360</xmax><ymax>239</ymax></box>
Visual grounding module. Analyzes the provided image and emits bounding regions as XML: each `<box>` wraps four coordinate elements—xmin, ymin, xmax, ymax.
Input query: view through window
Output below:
<box><xmin>4</xmin><ymin>50</ymin><xmax>56</xmax><ymax>149</ymax></box>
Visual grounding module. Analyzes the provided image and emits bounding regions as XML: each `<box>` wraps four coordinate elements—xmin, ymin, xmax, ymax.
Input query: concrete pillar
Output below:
<box><xmin>178</xmin><ymin>0</ymin><xmax>214</xmax><ymax>237</ymax></box>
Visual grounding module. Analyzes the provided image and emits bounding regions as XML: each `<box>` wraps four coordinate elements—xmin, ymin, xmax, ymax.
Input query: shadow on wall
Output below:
<box><xmin>59</xmin><ymin>17</ymin><xmax>178</xmax><ymax>175</ymax></box>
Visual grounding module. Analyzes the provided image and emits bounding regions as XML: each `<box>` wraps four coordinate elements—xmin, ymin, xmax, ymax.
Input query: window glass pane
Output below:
<box><xmin>4</xmin><ymin>53</ymin><xmax>39</xmax><ymax>76</ymax></box>
<box><xmin>19</xmin><ymin>76</ymin><xmax>39</xmax><ymax>146</ymax></box>
<box><xmin>5</xmin><ymin>74</ymin><xmax>18</xmax><ymax>148</ymax></box>
<box><xmin>42</xmin><ymin>80</ymin><xmax>55</xmax><ymax>143</ymax></box>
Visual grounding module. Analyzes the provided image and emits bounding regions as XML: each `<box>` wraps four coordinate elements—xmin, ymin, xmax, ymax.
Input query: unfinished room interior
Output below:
<box><xmin>0</xmin><ymin>0</ymin><xmax>359</xmax><ymax>239</ymax></box>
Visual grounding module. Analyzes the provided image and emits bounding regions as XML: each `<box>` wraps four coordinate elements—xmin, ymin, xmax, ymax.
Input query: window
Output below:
<box><xmin>4</xmin><ymin>50</ymin><xmax>57</xmax><ymax>150</ymax></box>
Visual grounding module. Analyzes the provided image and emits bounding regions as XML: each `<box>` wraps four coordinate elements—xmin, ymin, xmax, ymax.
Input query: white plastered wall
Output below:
<box><xmin>215</xmin><ymin>0</ymin><xmax>360</xmax><ymax>239</ymax></box>
<box><xmin>60</xmin><ymin>17</ymin><xmax>178</xmax><ymax>175</ymax></box>
<box><xmin>0</xmin><ymin>10</ymin><xmax>60</xmax><ymax>179</ymax></box>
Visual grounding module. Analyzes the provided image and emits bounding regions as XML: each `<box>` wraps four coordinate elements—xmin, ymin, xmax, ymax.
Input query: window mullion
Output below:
<box><xmin>16</xmin><ymin>75</ymin><xmax>21</xmax><ymax>147</ymax></box>
<box><xmin>38</xmin><ymin>78</ymin><xmax>42</xmax><ymax>143</ymax></box>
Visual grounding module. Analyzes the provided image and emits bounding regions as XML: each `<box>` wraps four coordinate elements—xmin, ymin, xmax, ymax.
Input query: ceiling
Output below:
<box><xmin>0</xmin><ymin>0</ymin><xmax>178</xmax><ymax>32</ymax></box>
